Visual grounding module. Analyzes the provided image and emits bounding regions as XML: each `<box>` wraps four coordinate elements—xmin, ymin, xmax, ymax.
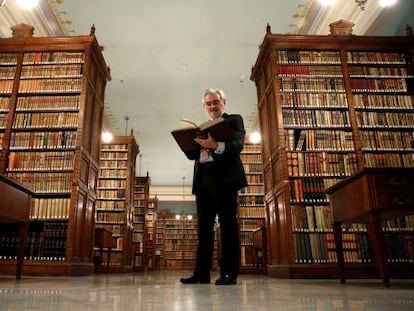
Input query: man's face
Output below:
<box><xmin>203</xmin><ymin>93</ymin><xmax>225</xmax><ymax>120</ymax></box>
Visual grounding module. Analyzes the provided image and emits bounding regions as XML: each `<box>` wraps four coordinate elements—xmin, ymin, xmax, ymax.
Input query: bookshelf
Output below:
<box><xmin>155</xmin><ymin>211</ymin><xmax>218</xmax><ymax>271</ymax></box>
<box><xmin>132</xmin><ymin>174</ymin><xmax>150</xmax><ymax>271</ymax></box>
<box><xmin>250</xmin><ymin>21</ymin><xmax>414</xmax><ymax>278</ymax></box>
<box><xmin>95</xmin><ymin>135</ymin><xmax>139</xmax><ymax>272</ymax></box>
<box><xmin>238</xmin><ymin>142</ymin><xmax>266</xmax><ymax>273</ymax></box>
<box><xmin>156</xmin><ymin>213</ymin><xmax>198</xmax><ymax>269</ymax></box>
<box><xmin>143</xmin><ymin>196</ymin><xmax>158</xmax><ymax>270</ymax></box>
<box><xmin>0</xmin><ymin>24</ymin><xmax>110</xmax><ymax>276</ymax></box>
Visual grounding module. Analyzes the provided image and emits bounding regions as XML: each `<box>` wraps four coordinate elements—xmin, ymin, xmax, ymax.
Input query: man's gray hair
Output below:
<box><xmin>202</xmin><ymin>88</ymin><xmax>226</xmax><ymax>103</ymax></box>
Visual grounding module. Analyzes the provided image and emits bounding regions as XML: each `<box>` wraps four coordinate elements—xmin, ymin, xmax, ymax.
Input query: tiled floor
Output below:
<box><xmin>0</xmin><ymin>271</ymin><xmax>413</xmax><ymax>310</ymax></box>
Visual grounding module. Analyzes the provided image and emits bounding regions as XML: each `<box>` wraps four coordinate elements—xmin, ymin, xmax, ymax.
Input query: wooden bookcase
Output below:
<box><xmin>250</xmin><ymin>22</ymin><xmax>414</xmax><ymax>278</ymax></box>
<box><xmin>0</xmin><ymin>25</ymin><xmax>110</xmax><ymax>276</ymax></box>
<box><xmin>143</xmin><ymin>196</ymin><xmax>158</xmax><ymax>270</ymax></box>
<box><xmin>155</xmin><ymin>213</ymin><xmax>198</xmax><ymax>270</ymax></box>
<box><xmin>95</xmin><ymin>135</ymin><xmax>139</xmax><ymax>272</ymax></box>
<box><xmin>132</xmin><ymin>174</ymin><xmax>150</xmax><ymax>271</ymax></box>
<box><xmin>238</xmin><ymin>142</ymin><xmax>266</xmax><ymax>273</ymax></box>
<box><xmin>155</xmin><ymin>211</ymin><xmax>218</xmax><ymax>271</ymax></box>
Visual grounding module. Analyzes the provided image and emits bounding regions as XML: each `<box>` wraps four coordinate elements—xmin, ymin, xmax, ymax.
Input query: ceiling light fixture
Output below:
<box><xmin>318</xmin><ymin>0</ymin><xmax>397</xmax><ymax>10</ymax></box>
<box><xmin>16</xmin><ymin>0</ymin><xmax>39</xmax><ymax>9</ymax></box>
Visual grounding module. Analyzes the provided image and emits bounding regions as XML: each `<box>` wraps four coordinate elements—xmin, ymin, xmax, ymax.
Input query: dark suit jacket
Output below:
<box><xmin>184</xmin><ymin>113</ymin><xmax>248</xmax><ymax>195</ymax></box>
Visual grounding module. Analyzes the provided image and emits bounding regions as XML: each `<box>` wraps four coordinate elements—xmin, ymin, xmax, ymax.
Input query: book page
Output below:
<box><xmin>198</xmin><ymin>117</ymin><xmax>224</xmax><ymax>132</ymax></box>
<box><xmin>179</xmin><ymin>118</ymin><xmax>198</xmax><ymax>129</ymax></box>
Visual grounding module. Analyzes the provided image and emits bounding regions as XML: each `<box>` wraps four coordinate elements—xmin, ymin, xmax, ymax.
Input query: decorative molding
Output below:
<box><xmin>288</xmin><ymin>0</ymin><xmax>313</xmax><ymax>34</ymax></box>
<box><xmin>47</xmin><ymin>0</ymin><xmax>74</xmax><ymax>34</ymax></box>
<box><xmin>299</xmin><ymin>1</ymin><xmax>385</xmax><ymax>35</ymax></box>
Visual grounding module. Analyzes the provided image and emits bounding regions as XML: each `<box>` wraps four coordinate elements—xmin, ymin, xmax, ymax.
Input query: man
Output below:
<box><xmin>180</xmin><ymin>88</ymin><xmax>247</xmax><ymax>285</ymax></box>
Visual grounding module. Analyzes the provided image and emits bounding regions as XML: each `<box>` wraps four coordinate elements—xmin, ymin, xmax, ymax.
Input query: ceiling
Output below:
<box><xmin>1</xmin><ymin>0</ymin><xmax>413</xmax><ymax>188</ymax></box>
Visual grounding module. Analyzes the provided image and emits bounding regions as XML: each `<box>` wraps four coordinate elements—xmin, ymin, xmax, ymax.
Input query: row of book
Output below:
<box><xmin>285</xmin><ymin>129</ymin><xmax>355</xmax><ymax>151</ymax></box>
<box><xmin>99</xmin><ymin>160</ymin><xmax>129</xmax><ymax>168</ymax></box>
<box><xmin>348</xmin><ymin>65</ymin><xmax>412</xmax><ymax>77</ymax></box>
<box><xmin>351</xmin><ymin>78</ymin><xmax>409</xmax><ymax>92</ymax></box>
<box><xmin>7</xmin><ymin>151</ymin><xmax>75</xmax><ymax>171</ymax></box>
<box><xmin>162</xmin><ymin>251</ymin><xmax>197</xmax><ymax>259</ymax></box>
<box><xmin>163</xmin><ymin>244</ymin><xmax>197</xmax><ymax>252</ymax></box>
<box><xmin>13</xmin><ymin>112</ymin><xmax>79</xmax><ymax>128</ymax></box>
<box><xmin>239</xmin><ymin>185</ymin><xmax>264</xmax><ymax>194</ymax></box>
<box><xmin>278</xmin><ymin>64</ymin><xmax>343</xmax><ymax>76</ymax></box>
<box><xmin>0</xmin><ymin>96</ymin><xmax>10</xmax><ymax>109</ymax></box>
<box><xmin>282</xmin><ymin>109</ymin><xmax>350</xmax><ymax>128</ymax></box>
<box><xmin>0</xmin><ymin>66</ymin><xmax>16</xmax><ymax>78</ymax></box>
<box><xmin>239</xmin><ymin>195</ymin><xmax>264</xmax><ymax>206</ymax></box>
<box><xmin>0</xmin><ymin>80</ymin><xmax>14</xmax><ymax>93</ymax></box>
<box><xmin>294</xmin><ymin>233</ymin><xmax>374</xmax><ymax>264</ymax></box>
<box><xmin>353</xmin><ymin>94</ymin><xmax>414</xmax><ymax>109</ymax></box>
<box><xmin>18</xmin><ymin>79</ymin><xmax>82</xmax><ymax>93</ymax></box>
<box><xmin>0</xmin><ymin>114</ymin><xmax>8</xmax><ymax>127</ymax></box>
<box><xmin>289</xmin><ymin>177</ymin><xmax>341</xmax><ymax>204</ymax></box>
<box><xmin>240</xmin><ymin>231</ymin><xmax>255</xmax><ymax>246</ymax></box>
<box><xmin>364</xmin><ymin>153</ymin><xmax>414</xmax><ymax>168</ymax></box>
<box><xmin>98</xmin><ymin>169</ymin><xmax>127</xmax><ymax>178</ymax></box>
<box><xmin>133</xmin><ymin>223</ymin><xmax>144</xmax><ymax>232</ymax></box>
<box><xmin>242</xmin><ymin>163</ymin><xmax>263</xmax><ymax>173</ymax></box>
<box><xmin>0</xmin><ymin>222</ymin><xmax>67</xmax><ymax>261</ymax></box>
<box><xmin>287</xmin><ymin>151</ymin><xmax>358</xmax><ymax>177</ymax></box>
<box><xmin>9</xmin><ymin>131</ymin><xmax>76</xmax><ymax>149</ymax></box>
<box><xmin>100</xmin><ymin>151</ymin><xmax>128</xmax><ymax>160</ymax></box>
<box><xmin>276</xmin><ymin>50</ymin><xmax>341</xmax><ymax>64</ymax></box>
<box><xmin>0</xmin><ymin>53</ymin><xmax>18</xmax><ymax>64</ymax></box>
<box><xmin>97</xmin><ymin>189</ymin><xmax>126</xmax><ymax>199</ymax></box>
<box><xmin>20</xmin><ymin>64</ymin><xmax>83</xmax><ymax>78</ymax></box>
<box><xmin>240</xmin><ymin>219</ymin><xmax>264</xmax><ymax>230</ymax></box>
<box><xmin>346</xmin><ymin>51</ymin><xmax>406</xmax><ymax>64</ymax></box>
<box><xmin>244</xmin><ymin>174</ymin><xmax>263</xmax><ymax>184</ymax></box>
<box><xmin>22</xmin><ymin>52</ymin><xmax>84</xmax><ymax>64</ymax></box>
<box><xmin>7</xmin><ymin>172</ymin><xmax>73</xmax><ymax>193</ymax></box>
<box><xmin>100</xmin><ymin>144</ymin><xmax>128</xmax><ymax>151</ymax></box>
<box><xmin>95</xmin><ymin>212</ymin><xmax>125</xmax><ymax>224</ymax></box>
<box><xmin>356</xmin><ymin>111</ymin><xmax>414</xmax><ymax>128</ymax></box>
<box><xmin>16</xmin><ymin>95</ymin><xmax>80</xmax><ymax>111</ymax></box>
<box><xmin>295</xmin><ymin>231</ymin><xmax>414</xmax><ymax>264</ymax></box>
<box><xmin>239</xmin><ymin>206</ymin><xmax>266</xmax><ymax>218</ymax></box>
<box><xmin>359</xmin><ymin>130</ymin><xmax>414</xmax><ymax>150</ymax></box>
<box><xmin>98</xmin><ymin>179</ymin><xmax>127</xmax><ymax>188</ymax></box>
<box><xmin>291</xmin><ymin>204</ymin><xmax>334</xmax><ymax>232</ymax></box>
<box><xmin>96</xmin><ymin>200</ymin><xmax>125</xmax><ymax>210</ymax></box>
<box><xmin>383</xmin><ymin>215</ymin><xmax>414</xmax><ymax>230</ymax></box>
<box><xmin>242</xmin><ymin>144</ymin><xmax>261</xmax><ymax>153</ymax></box>
<box><xmin>240</xmin><ymin>153</ymin><xmax>262</xmax><ymax>163</ymax></box>
<box><xmin>30</xmin><ymin>198</ymin><xmax>71</xmax><ymax>220</ymax></box>
<box><xmin>281</xmin><ymin>91</ymin><xmax>348</xmax><ymax>108</ymax></box>
<box><xmin>280</xmin><ymin>77</ymin><xmax>345</xmax><ymax>92</ymax></box>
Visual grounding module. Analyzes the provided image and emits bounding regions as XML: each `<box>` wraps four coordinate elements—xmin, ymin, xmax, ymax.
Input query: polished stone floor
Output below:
<box><xmin>0</xmin><ymin>270</ymin><xmax>413</xmax><ymax>311</ymax></box>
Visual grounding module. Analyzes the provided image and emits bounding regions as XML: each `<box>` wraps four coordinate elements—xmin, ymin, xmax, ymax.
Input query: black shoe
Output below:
<box><xmin>180</xmin><ymin>275</ymin><xmax>210</xmax><ymax>284</ymax></box>
<box><xmin>215</xmin><ymin>274</ymin><xmax>237</xmax><ymax>285</ymax></box>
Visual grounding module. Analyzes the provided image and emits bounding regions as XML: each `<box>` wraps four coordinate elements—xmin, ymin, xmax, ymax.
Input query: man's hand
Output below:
<box><xmin>194</xmin><ymin>133</ymin><xmax>218</xmax><ymax>150</ymax></box>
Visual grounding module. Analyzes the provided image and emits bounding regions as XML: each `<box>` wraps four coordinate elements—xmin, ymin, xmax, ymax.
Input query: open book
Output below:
<box><xmin>171</xmin><ymin>117</ymin><xmax>233</xmax><ymax>153</ymax></box>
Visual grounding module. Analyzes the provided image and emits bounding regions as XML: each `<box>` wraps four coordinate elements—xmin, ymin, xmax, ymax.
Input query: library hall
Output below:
<box><xmin>1</xmin><ymin>0</ymin><xmax>414</xmax><ymax>310</ymax></box>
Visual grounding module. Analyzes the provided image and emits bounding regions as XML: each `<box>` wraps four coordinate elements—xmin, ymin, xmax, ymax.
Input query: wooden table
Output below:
<box><xmin>94</xmin><ymin>228</ymin><xmax>113</xmax><ymax>273</ymax></box>
<box><xmin>326</xmin><ymin>168</ymin><xmax>414</xmax><ymax>287</ymax></box>
<box><xmin>0</xmin><ymin>174</ymin><xmax>33</xmax><ymax>279</ymax></box>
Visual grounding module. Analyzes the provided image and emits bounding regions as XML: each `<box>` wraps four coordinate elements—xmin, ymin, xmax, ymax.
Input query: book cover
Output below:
<box><xmin>171</xmin><ymin>117</ymin><xmax>233</xmax><ymax>153</ymax></box>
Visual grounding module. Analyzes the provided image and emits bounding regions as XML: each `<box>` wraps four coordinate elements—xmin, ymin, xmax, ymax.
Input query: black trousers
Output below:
<box><xmin>194</xmin><ymin>164</ymin><xmax>240</xmax><ymax>277</ymax></box>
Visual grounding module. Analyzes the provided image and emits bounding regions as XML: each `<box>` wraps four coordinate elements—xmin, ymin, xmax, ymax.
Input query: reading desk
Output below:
<box><xmin>0</xmin><ymin>174</ymin><xmax>33</xmax><ymax>279</ymax></box>
<box><xmin>326</xmin><ymin>168</ymin><xmax>414</xmax><ymax>287</ymax></box>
